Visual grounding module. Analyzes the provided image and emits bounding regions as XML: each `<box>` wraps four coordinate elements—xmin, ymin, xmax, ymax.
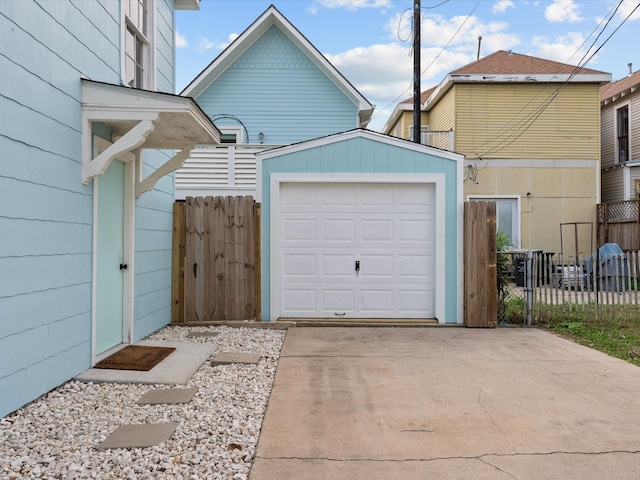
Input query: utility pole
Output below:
<box><xmin>413</xmin><ymin>0</ymin><xmax>421</xmax><ymax>144</ymax></box>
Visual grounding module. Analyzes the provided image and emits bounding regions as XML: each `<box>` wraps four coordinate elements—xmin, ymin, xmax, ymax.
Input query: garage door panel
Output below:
<box><xmin>321</xmin><ymin>289</ymin><xmax>356</xmax><ymax>312</ymax></box>
<box><xmin>322</xmin><ymin>254</ymin><xmax>356</xmax><ymax>276</ymax></box>
<box><xmin>399</xmin><ymin>255</ymin><xmax>432</xmax><ymax>278</ymax></box>
<box><xmin>322</xmin><ymin>219</ymin><xmax>356</xmax><ymax>242</ymax></box>
<box><xmin>283</xmin><ymin>289</ymin><xmax>317</xmax><ymax>312</ymax></box>
<box><xmin>360</xmin><ymin>289</ymin><xmax>393</xmax><ymax>313</ymax></box>
<box><xmin>361</xmin><ymin>185</ymin><xmax>393</xmax><ymax>207</ymax></box>
<box><xmin>281</xmin><ymin>184</ymin><xmax>317</xmax><ymax>208</ymax></box>
<box><xmin>321</xmin><ymin>186</ymin><xmax>356</xmax><ymax>207</ymax></box>
<box><xmin>398</xmin><ymin>288</ymin><xmax>433</xmax><ymax>315</ymax></box>
<box><xmin>361</xmin><ymin>219</ymin><xmax>394</xmax><ymax>242</ymax></box>
<box><xmin>359</xmin><ymin>254</ymin><xmax>393</xmax><ymax>277</ymax></box>
<box><xmin>283</xmin><ymin>254</ymin><xmax>317</xmax><ymax>276</ymax></box>
<box><xmin>399</xmin><ymin>219</ymin><xmax>433</xmax><ymax>242</ymax></box>
<box><xmin>400</xmin><ymin>185</ymin><xmax>435</xmax><ymax>207</ymax></box>
<box><xmin>282</xmin><ymin>217</ymin><xmax>317</xmax><ymax>243</ymax></box>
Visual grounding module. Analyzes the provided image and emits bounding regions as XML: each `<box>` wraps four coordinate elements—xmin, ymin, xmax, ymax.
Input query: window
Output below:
<box><xmin>636</xmin><ymin>180</ymin><xmax>640</xmax><ymax>200</ymax></box>
<box><xmin>616</xmin><ymin>105</ymin><xmax>629</xmax><ymax>163</ymax></box>
<box><xmin>468</xmin><ymin>196</ymin><xmax>520</xmax><ymax>248</ymax></box>
<box><xmin>218</xmin><ymin>126</ymin><xmax>245</xmax><ymax>144</ymax></box>
<box><xmin>123</xmin><ymin>0</ymin><xmax>152</xmax><ymax>89</ymax></box>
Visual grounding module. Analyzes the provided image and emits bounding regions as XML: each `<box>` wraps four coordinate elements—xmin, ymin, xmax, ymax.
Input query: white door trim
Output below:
<box><xmin>270</xmin><ymin>173</ymin><xmax>447</xmax><ymax>323</ymax></box>
<box><xmin>91</xmin><ymin>136</ymin><xmax>136</xmax><ymax>363</ymax></box>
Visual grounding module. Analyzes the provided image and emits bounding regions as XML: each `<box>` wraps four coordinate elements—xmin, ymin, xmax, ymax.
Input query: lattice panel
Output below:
<box><xmin>607</xmin><ymin>201</ymin><xmax>639</xmax><ymax>222</ymax></box>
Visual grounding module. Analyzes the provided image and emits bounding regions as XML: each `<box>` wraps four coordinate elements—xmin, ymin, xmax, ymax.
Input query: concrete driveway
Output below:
<box><xmin>250</xmin><ymin>327</ymin><xmax>640</xmax><ymax>479</ymax></box>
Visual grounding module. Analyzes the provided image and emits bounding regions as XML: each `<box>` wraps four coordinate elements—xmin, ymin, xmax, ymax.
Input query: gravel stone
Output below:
<box><xmin>0</xmin><ymin>326</ymin><xmax>285</xmax><ymax>480</ymax></box>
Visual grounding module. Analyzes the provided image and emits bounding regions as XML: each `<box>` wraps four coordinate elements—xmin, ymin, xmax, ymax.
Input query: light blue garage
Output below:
<box><xmin>256</xmin><ymin>129</ymin><xmax>464</xmax><ymax>324</ymax></box>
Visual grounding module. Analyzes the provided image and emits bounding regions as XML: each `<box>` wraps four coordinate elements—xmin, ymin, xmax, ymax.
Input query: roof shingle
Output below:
<box><xmin>401</xmin><ymin>86</ymin><xmax>437</xmax><ymax>104</ymax></box>
<box><xmin>451</xmin><ymin>50</ymin><xmax>608</xmax><ymax>76</ymax></box>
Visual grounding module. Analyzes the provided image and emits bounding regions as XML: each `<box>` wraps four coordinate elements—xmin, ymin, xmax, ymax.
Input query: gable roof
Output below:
<box><xmin>181</xmin><ymin>5</ymin><xmax>373</xmax><ymax>127</ymax></box>
<box><xmin>601</xmin><ymin>70</ymin><xmax>640</xmax><ymax>105</ymax></box>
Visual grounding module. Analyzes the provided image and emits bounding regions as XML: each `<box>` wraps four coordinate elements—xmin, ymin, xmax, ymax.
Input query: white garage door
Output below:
<box><xmin>278</xmin><ymin>182</ymin><xmax>435</xmax><ymax>319</ymax></box>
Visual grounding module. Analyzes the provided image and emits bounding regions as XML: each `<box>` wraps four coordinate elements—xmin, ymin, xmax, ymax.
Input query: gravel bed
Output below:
<box><xmin>0</xmin><ymin>325</ymin><xmax>286</xmax><ymax>480</ymax></box>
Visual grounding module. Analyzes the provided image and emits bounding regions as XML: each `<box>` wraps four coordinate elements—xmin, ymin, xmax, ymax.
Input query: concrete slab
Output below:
<box><xmin>97</xmin><ymin>423</ymin><xmax>177</xmax><ymax>450</ymax></box>
<box><xmin>211</xmin><ymin>352</ymin><xmax>261</xmax><ymax>366</ymax></box>
<box><xmin>136</xmin><ymin>388</ymin><xmax>197</xmax><ymax>405</ymax></box>
<box><xmin>250</xmin><ymin>327</ymin><xmax>640</xmax><ymax>480</ymax></box>
<box><xmin>76</xmin><ymin>341</ymin><xmax>217</xmax><ymax>385</ymax></box>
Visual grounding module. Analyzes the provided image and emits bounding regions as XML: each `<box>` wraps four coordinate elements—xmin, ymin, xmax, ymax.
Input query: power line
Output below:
<box><xmin>475</xmin><ymin>0</ymin><xmax>637</xmax><ymax>159</ymax></box>
<box><xmin>380</xmin><ymin>0</ymin><xmax>480</xmax><ymax>116</ymax></box>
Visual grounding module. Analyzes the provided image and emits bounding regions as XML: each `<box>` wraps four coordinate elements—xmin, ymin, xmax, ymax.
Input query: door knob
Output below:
<box><xmin>120</xmin><ymin>263</ymin><xmax>128</xmax><ymax>270</ymax></box>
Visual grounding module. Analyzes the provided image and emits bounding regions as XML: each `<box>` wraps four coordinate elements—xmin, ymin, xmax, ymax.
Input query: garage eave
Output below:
<box><xmin>256</xmin><ymin>129</ymin><xmax>464</xmax><ymax>163</ymax></box>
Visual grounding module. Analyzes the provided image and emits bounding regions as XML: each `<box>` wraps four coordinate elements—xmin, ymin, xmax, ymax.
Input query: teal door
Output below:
<box><xmin>95</xmin><ymin>160</ymin><xmax>125</xmax><ymax>354</ymax></box>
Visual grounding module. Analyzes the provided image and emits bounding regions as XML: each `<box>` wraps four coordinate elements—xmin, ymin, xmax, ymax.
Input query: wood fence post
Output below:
<box><xmin>171</xmin><ymin>201</ymin><xmax>186</xmax><ymax>323</ymax></box>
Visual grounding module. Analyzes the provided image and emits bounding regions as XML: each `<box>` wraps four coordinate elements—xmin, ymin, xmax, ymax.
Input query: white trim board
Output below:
<box><xmin>269</xmin><ymin>173</ymin><xmax>448</xmax><ymax>323</ymax></box>
<box><xmin>91</xmin><ymin>136</ymin><xmax>136</xmax><ymax>364</ymax></box>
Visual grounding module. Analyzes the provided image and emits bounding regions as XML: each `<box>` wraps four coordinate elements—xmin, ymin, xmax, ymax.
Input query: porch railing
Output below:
<box><xmin>420</xmin><ymin>130</ymin><xmax>454</xmax><ymax>151</ymax></box>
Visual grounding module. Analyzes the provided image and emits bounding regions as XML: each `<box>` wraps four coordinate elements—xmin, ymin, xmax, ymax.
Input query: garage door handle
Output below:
<box><xmin>334</xmin><ymin>313</ymin><xmax>346</xmax><ymax>316</ymax></box>
<box><xmin>355</xmin><ymin>260</ymin><xmax>360</xmax><ymax>275</ymax></box>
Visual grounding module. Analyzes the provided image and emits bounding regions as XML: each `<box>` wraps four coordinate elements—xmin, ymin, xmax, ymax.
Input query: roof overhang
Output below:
<box><xmin>381</xmin><ymin>103</ymin><xmax>412</xmax><ymax>134</ymax></box>
<box><xmin>424</xmin><ymin>72</ymin><xmax>612</xmax><ymax>112</ymax></box>
<box><xmin>256</xmin><ymin>128</ymin><xmax>463</xmax><ymax>162</ymax></box>
<box><xmin>81</xmin><ymin>79</ymin><xmax>220</xmax><ymax>196</ymax></box>
<box><xmin>176</xmin><ymin>0</ymin><xmax>200</xmax><ymax>10</ymax></box>
<box><xmin>601</xmin><ymin>84</ymin><xmax>640</xmax><ymax>106</ymax></box>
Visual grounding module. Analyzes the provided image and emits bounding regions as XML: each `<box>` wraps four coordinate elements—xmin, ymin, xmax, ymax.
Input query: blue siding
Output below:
<box><xmin>132</xmin><ymin>148</ymin><xmax>175</xmax><ymax>342</ymax></box>
<box><xmin>195</xmin><ymin>25</ymin><xmax>358</xmax><ymax>144</ymax></box>
<box><xmin>0</xmin><ymin>0</ymin><xmax>180</xmax><ymax>418</ymax></box>
<box><xmin>155</xmin><ymin>0</ymin><xmax>176</xmax><ymax>92</ymax></box>
<box><xmin>259</xmin><ymin>135</ymin><xmax>461</xmax><ymax>324</ymax></box>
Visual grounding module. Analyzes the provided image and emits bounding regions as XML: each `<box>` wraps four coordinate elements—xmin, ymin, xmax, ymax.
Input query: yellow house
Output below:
<box><xmin>383</xmin><ymin>50</ymin><xmax>611</xmax><ymax>256</ymax></box>
<box><xmin>600</xmin><ymin>69</ymin><xmax>640</xmax><ymax>202</ymax></box>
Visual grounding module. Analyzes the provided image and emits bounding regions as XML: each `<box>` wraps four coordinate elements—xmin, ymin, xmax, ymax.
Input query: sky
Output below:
<box><xmin>176</xmin><ymin>0</ymin><xmax>640</xmax><ymax>131</ymax></box>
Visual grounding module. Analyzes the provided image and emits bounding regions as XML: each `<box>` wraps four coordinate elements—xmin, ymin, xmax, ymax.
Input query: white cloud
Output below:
<box><xmin>176</xmin><ymin>31</ymin><xmax>188</xmax><ymax>48</ymax></box>
<box><xmin>196</xmin><ymin>33</ymin><xmax>237</xmax><ymax>53</ymax></box>
<box><xmin>531</xmin><ymin>32</ymin><xmax>590</xmax><ymax>65</ymax></box>
<box><xmin>545</xmin><ymin>0</ymin><xmax>584</xmax><ymax>23</ymax></box>
<box><xmin>312</xmin><ymin>0</ymin><xmax>392</xmax><ymax>11</ymax></box>
<box><xmin>388</xmin><ymin>12</ymin><xmax>520</xmax><ymax>59</ymax></box>
<box><xmin>492</xmin><ymin>0</ymin><xmax>515</xmax><ymax>14</ymax></box>
<box><xmin>325</xmin><ymin>43</ymin><xmax>474</xmax><ymax>131</ymax></box>
<box><xmin>618</xmin><ymin>0</ymin><xmax>640</xmax><ymax>21</ymax></box>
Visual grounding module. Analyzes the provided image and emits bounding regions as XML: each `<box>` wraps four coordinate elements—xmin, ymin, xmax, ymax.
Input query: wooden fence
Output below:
<box><xmin>172</xmin><ymin>196</ymin><xmax>261</xmax><ymax>323</ymax></box>
<box><xmin>597</xmin><ymin>200</ymin><xmax>640</xmax><ymax>251</ymax></box>
<box><xmin>464</xmin><ymin>201</ymin><xmax>498</xmax><ymax>327</ymax></box>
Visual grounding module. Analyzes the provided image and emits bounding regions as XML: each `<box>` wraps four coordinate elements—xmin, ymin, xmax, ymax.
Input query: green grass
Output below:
<box><xmin>535</xmin><ymin>306</ymin><xmax>640</xmax><ymax>367</ymax></box>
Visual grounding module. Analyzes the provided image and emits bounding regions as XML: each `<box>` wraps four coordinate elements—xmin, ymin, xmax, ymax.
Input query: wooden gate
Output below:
<box><xmin>464</xmin><ymin>201</ymin><xmax>497</xmax><ymax>327</ymax></box>
<box><xmin>172</xmin><ymin>196</ymin><xmax>261</xmax><ymax>323</ymax></box>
